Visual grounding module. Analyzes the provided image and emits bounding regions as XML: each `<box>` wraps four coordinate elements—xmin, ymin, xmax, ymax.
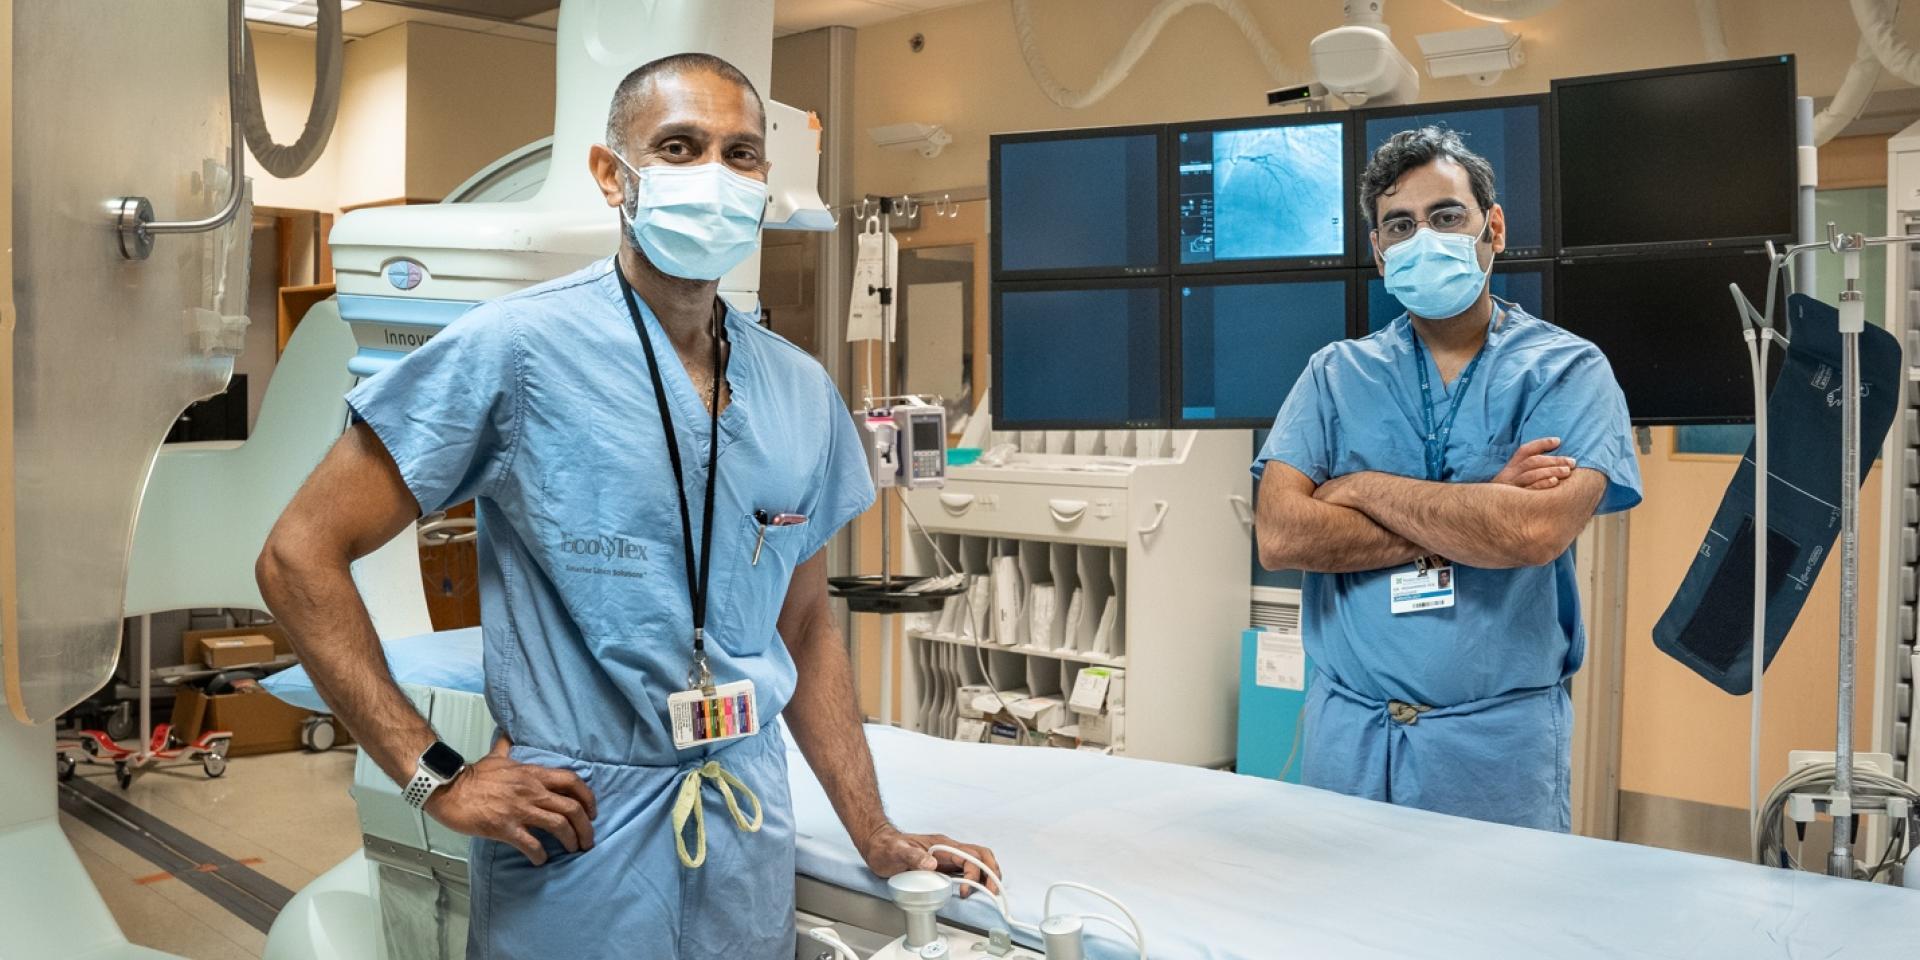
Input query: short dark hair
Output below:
<box><xmin>604</xmin><ymin>53</ymin><xmax>764</xmax><ymax>154</ymax></box>
<box><xmin>1358</xmin><ymin>126</ymin><xmax>1497</xmax><ymax>228</ymax></box>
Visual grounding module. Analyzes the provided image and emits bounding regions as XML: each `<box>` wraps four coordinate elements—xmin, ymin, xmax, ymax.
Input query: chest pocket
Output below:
<box><xmin>714</xmin><ymin>512</ymin><xmax>812</xmax><ymax>656</ymax></box>
<box><xmin>1450</xmin><ymin>442</ymin><xmax>1518</xmax><ymax>485</ymax></box>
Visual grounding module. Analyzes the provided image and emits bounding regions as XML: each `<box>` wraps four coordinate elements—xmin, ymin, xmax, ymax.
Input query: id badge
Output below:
<box><xmin>669</xmin><ymin>680</ymin><xmax>759</xmax><ymax>750</ymax></box>
<box><xmin>1390</xmin><ymin>562</ymin><xmax>1455</xmax><ymax>614</ymax></box>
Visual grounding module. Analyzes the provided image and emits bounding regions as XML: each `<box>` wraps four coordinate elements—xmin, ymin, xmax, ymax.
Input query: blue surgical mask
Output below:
<box><xmin>614</xmin><ymin>155</ymin><xmax>769</xmax><ymax>281</ymax></box>
<box><xmin>1380</xmin><ymin>223</ymin><xmax>1491</xmax><ymax>320</ymax></box>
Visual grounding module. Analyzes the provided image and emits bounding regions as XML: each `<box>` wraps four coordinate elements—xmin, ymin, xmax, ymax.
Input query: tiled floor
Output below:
<box><xmin>59</xmin><ymin>747</ymin><xmax>362</xmax><ymax>960</ymax></box>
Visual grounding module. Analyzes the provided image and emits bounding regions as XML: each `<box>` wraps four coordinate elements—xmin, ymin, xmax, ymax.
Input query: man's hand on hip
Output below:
<box><xmin>425</xmin><ymin>736</ymin><xmax>598</xmax><ymax>866</ymax></box>
<box><xmin>858</xmin><ymin>823</ymin><xmax>1003</xmax><ymax>897</ymax></box>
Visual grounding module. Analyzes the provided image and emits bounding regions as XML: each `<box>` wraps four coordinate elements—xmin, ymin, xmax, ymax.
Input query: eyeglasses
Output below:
<box><xmin>1373</xmin><ymin>204</ymin><xmax>1484</xmax><ymax>249</ymax></box>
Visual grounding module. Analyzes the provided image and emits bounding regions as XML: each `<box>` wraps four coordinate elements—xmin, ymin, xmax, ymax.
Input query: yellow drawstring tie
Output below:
<box><xmin>671</xmin><ymin>760</ymin><xmax>762</xmax><ymax>868</ymax></box>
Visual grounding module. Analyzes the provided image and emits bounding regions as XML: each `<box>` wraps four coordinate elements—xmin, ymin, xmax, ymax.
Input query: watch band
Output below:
<box><xmin>403</xmin><ymin>766</ymin><xmax>449</xmax><ymax>809</ymax></box>
<box><xmin>403</xmin><ymin>741</ymin><xmax>465</xmax><ymax>809</ymax></box>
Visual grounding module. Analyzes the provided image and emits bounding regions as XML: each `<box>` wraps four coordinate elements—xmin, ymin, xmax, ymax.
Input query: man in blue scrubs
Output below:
<box><xmin>1253</xmin><ymin>128</ymin><xmax>1642</xmax><ymax>831</ymax></box>
<box><xmin>258</xmin><ymin>54</ymin><xmax>997</xmax><ymax>955</ymax></box>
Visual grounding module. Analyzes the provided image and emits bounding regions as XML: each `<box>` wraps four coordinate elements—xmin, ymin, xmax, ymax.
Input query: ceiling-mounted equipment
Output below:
<box><xmin>1416</xmin><ymin>25</ymin><xmax>1524</xmax><ymax>85</ymax></box>
<box><xmin>1309</xmin><ymin>1</ymin><xmax>1419</xmax><ymax>107</ymax></box>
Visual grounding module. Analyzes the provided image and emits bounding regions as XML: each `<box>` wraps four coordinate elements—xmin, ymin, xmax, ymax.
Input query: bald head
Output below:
<box><xmin>604</xmin><ymin>53</ymin><xmax>764</xmax><ymax>156</ymax></box>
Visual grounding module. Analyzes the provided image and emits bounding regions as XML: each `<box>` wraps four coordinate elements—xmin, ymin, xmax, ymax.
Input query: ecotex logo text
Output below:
<box><xmin>558</xmin><ymin>533</ymin><xmax>650</xmax><ymax>579</ymax></box>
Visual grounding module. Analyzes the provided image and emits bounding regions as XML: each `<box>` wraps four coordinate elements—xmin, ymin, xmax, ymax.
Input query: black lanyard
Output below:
<box><xmin>616</xmin><ymin>266</ymin><xmax>727</xmax><ymax>682</ymax></box>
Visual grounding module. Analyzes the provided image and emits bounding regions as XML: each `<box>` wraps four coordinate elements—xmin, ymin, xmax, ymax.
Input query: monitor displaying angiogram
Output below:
<box><xmin>1177</xmin><ymin>120</ymin><xmax>1348</xmax><ymax>269</ymax></box>
<box><xmin>1362</xmin><ymin>100</ymin><xmax>1548</xmax><ymax>259</ymax></box>
<box><xmin>995</xmin><ymin>283</ymin><xmax>1167</xmax><ymax>428</ymax></box>
<box><xmin>1179</xmin><ymin>276</ymin><xmax>1348</xmax><ymax>426</ymax></box>
<box><xmin>994</xmin><ymin>131</ymin><xmax>1163</xmax><ymax>276</ymax></box>
<box><xmin>1365</xmin><ymin>263</ymin><xmax>1548</xmax><ymax>333</ymax></box>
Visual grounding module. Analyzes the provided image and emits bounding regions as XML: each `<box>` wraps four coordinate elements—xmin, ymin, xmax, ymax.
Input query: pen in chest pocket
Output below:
<box><xmin>751</xmin><ymin>510</ymin><xmax>810</xmax><ymax>565</ymax></box>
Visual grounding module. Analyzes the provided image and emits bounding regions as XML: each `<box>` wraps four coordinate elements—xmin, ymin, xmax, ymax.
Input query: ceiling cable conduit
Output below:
<box><xmin>1850</xmin><ymin>0</ymin><xmax>1920</xmax><ymax>85</ymax></box>
<box><xmin>238</xmin><ymin>0</ymin><xmax>345</xmax><ymax>177</ymax></box>
<box><xmin>1702</xmin><ymin>0</ymin><xmax>1893</xmax><ymax>145</ymax></box>
<box><xmin>1009</xmin><ymin>0</ymin><xmax>1299</xmax><ymax>110</ymax></box>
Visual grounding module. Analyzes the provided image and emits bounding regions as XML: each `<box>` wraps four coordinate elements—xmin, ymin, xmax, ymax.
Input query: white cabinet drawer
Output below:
<box><xmin>909</xmin><ymin>479</ymin><xmax>1130</xmax><ymax>545</ymax></box>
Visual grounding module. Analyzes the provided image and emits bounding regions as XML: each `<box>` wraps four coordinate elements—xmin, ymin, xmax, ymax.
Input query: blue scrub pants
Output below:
<box><xmin>1302</xmin><ymin>670</ymin><xmax>1573</xmax><ymax>832</ymax></box>
<box><xmin>466</xmin><ymin>725</ymin><xmax>797</xmax><ymax>958</ymax></box>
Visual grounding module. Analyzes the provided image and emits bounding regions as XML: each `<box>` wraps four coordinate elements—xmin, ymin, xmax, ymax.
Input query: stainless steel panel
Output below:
<box><xmin>1906</xmin><ymin>488</ymin><xmax>1918</xmax><ymax>526</ymax></box>
<box><xmin>7</xmin><ymin>3</ymin><xmax>237</xmax><ymax>721</ymax></box>
<box><xmin>1902</xmin><ymin>567</ymin><xmax>1915</xmax><ymax>605</ymax></box>
<box><xmin>1900</xmin><ymin>683</ymin><xmax>1913</xmax><ymax>722</ymax></box>
<box><xmin>1901</xmin><ymin>605</ymin><xmax>1915</xmax><ymax>644</ymax></box>
<box><xmin>1906</xmin><ymin>529</ymin><xmax>1919</xmax><ymax>566</ymax></box>
<box><xmin>1908</xmin><ymin>410</ymin><xmax>1919</xmax><ymax>448</ymax></box>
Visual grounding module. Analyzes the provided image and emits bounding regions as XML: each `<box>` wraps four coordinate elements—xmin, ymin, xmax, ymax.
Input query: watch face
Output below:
<box><xmin>422</xmin><ymin>741</ymin><xmax>465</xmax><ymax>779</ymax></box>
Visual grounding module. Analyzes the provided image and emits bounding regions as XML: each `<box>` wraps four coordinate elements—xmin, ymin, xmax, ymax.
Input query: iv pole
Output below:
<box><xmin>1749</xmin><ymin>224</ymin><xmax>1920</xmax><ymax>877</ymax></box>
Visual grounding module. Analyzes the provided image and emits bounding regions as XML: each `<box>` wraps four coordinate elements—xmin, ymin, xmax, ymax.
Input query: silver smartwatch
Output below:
<box><xmin>404</xmin><ymin>740</ymin><xmax>466</xmax><ymax>809</ymax></box>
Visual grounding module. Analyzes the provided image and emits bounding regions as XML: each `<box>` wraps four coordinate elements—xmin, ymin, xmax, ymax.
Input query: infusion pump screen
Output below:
<box><xmin>1177</xmin><ymin>121</ymin><xmax>1347</xmax><ymax>269</ymax></box>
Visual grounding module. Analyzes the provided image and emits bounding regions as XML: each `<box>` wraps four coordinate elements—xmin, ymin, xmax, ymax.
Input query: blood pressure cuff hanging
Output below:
<box><xmin>1654</xmin><ymin>294</ymin><xmax>1902</xmax><ymax>695</ymax></box>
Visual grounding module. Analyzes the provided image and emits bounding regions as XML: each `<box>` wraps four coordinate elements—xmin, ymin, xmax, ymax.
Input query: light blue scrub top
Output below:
<box><xmin>1253</xmin><ymin>306</ymin><xmax>1643</xmax><ymax>710</ymax></box>
<box><xmin>348</xmin><ymin>257</ymin><xmax>875</xmax><ymax>766</ymax></box>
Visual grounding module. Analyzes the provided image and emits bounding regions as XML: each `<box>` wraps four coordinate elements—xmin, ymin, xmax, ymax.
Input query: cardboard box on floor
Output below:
<box><xmin>171</xmin><ymin>685</ymin><xmax>312</xmax><ymax>756</ymax></box>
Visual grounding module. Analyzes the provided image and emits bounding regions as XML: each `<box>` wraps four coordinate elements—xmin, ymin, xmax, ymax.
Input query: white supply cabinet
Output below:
<box><xmin>899</xmin><ymin>421</ymin><xmax>1253</xmax><ymax>767</ymax></box>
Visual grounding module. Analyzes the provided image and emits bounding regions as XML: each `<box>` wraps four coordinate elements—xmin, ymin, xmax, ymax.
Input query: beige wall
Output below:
<box><xmin>852</xmin><ymin>0</ymin><xmax>1920</xmax><ymax>196</ymax></box>
<box><xmin>404</xmin><ymin>23</ymin><xmax>556</xmax><ymax>202</ymax></box>
<box><xmin>334</xmin><ymin>24</ymin><xmax>411</xmax><ymax>208</ymax></box>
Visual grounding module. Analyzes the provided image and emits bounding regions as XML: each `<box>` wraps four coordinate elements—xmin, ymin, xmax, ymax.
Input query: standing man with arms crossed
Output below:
<box><xmin>1254</xmin><ymin>127</ymin><xmax>1643</xmax><ymax>831</ymax></box>
<box><xmin>257</xmin><ymin>53</ymin><xmax>998</xmax><ymax>956</ymax></box>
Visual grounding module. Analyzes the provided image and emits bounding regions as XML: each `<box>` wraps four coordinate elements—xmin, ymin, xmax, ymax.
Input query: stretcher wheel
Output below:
<box><xmin>79</xmin><ymin>735</ymin><xmax>100</xmax><ymax>757</ymax></box>
<box><xmin>57</xmin><ymin>753</ymin><xmax>75</xmax><ymax>782</ymax></box>
<box><xmin>301</xmin><ymin>715</ymin><xmax>337</xmax><ymax>753</ymax></box>
<box><xmin>203</xmin><ymin>753</ymin><xmax>228</xmax><ymax>779</ymax></box>
<box><xmin>114</xmin><ymin>762</ymin><xmax>132</xmax><ymax>790</ymax></box>
<box><xmin>104</xmin><ymin>702</ymin><xmax>134</xmax><ymax>742</ymax></box>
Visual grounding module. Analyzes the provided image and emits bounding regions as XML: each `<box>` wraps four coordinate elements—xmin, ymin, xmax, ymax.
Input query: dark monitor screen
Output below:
<box><xmin>993</xmin><ymin>281</ymin><xmax>1167</xmax><ymax>429</ymax></box>
<box><xmin>1363</xmin><ymin>261</ymin><xmax>1552</xmax><ymax>334</ymax></box>
<box><xmin>1555</xmin><ymin>57</ymin><xmax>1796</xmax><ymax>254</ymax></box>
<box><xmin>1361</xmin><ymin>97</ymin><xmax>1549</xmax><ymax>259</ymax></box>
<box><xmin>1175</xmin><ymin>116</ymin><xmax>1351</xmax><ymax>271</ymax></box>
<box><xmin>1176</xmin><ymin>274</ymin><xmax>1352</xmax><ymax>428</ymax></box>
<box><xmin>1554</xmin><ymin>250</ymin><xmax>1781</xmax><ymax>424</ymax></box>
<box><xmin>992</xmin><ymin>129</ymin><xmax>1164</xmax><ymax>278</ymax></box>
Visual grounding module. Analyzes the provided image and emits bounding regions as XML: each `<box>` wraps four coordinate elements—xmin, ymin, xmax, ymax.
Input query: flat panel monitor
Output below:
<box><xmin>1173</xmin><ymin>114</ymin><xmax>1353</xmax><ymax>273</ymax></box>
<box><xmin>1175</xmin><ymin>272</ymin><xmax>1354</xmax><ymax>429</ymax></box>
<box><xmin>1554</xmin><ymin>249</ymin><xmax>1782</xmax><ymax>425</ymax></box>
<box><xmin>1361</xmin><ymin>260</ymin><xmax>1554</xmax><ymax>334</ymax></box>
<box><xmin>992</xmin><ymin>127</ymin><xmax>1166</xmax><ymax>279</ymax></box>
<box><xmin>1554</xmin><ymin>56</ymin><xmax>1796</xmax><ymax>255</ymax></box>
<box><xmin>1359</xmin><ymin>95</ymin><xmax>1551</xmax><ymax>260</ymax></box>
<box><xmin>992</xmin><ymin>279</ymin><xmax>1168</xmax><ymax>429</ymax></box>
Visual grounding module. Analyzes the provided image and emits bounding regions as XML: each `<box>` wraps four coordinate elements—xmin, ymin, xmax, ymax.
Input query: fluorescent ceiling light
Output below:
<box><xmin>244</xmin><ymin>0</ymin><xmax>360</xmax><ymax>28</ymax></box>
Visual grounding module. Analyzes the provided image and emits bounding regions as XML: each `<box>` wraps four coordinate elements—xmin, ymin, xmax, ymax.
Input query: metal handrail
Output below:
<box><xmin>109</xmin><ymin>0</ymin><xmax>247</xmax><ymax>260</ymax></box>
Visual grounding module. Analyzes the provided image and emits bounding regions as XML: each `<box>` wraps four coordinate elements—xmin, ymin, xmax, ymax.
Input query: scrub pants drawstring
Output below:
<box><xmin>672</xmin><ymin>760</ymin><xmax>763</xmax><ymax>868</ymax></box>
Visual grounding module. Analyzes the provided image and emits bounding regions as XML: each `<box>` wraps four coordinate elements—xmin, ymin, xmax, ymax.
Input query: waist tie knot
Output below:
<box><xmin>671</xmin><ymin>759</ymin><xmax>763</xmax><ymax>869</ymax></box>
<box><xmin>1387</xmin><ymin>700</ymin><xmax>1432</xmax><ymax>725</ymax></box>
